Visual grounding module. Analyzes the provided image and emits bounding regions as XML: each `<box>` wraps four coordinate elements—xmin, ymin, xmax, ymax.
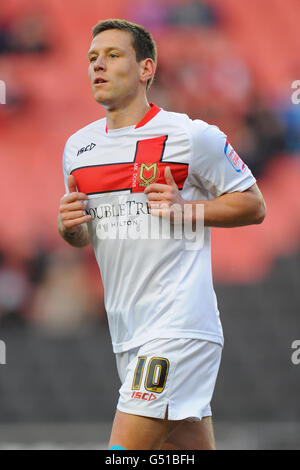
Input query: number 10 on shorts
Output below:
<box><xmin>132</xmin><ymin>356</ymin><xmax>169</xmax><ymax>393</ymax></box>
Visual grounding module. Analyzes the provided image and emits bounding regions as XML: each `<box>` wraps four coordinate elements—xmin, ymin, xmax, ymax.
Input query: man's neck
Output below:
<box><xmin>105</xmin><ymin>96</ymin><xmax>151</xmax><ymax>130</ymax></box>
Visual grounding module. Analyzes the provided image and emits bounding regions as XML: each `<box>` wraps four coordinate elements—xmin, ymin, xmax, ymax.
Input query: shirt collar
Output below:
<box><xmin>105</xmin><ymin>103</ymin><xmax>161</xmax><ymax>134</ymax></box>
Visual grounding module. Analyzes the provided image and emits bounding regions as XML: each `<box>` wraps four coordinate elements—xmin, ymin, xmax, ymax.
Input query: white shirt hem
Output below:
<box><xmin>112</xmin><ymin>330</ymin><xmax>224</xmax><ymax>353</ymax></box>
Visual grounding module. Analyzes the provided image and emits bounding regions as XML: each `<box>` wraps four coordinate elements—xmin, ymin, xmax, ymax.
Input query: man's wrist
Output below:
<box><xmin>58</xmin><ymin>215</ymin><xmax>90</xmax><ymax>247</ymax></box>
<box><xmin>183</xmin><ymin>200</ymin><xmax>206</xmax><ymax>225</ymax></box>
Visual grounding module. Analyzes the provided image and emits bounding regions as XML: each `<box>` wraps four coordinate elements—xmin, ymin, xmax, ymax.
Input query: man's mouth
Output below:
<box><xmin>93</xmin><ymin>77</ymin><xmax>108</xmax><ymax>86</ymax></box>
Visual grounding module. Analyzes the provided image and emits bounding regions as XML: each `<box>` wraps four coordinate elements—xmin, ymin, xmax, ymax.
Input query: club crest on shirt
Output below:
<box><xmin>224</xmin><ymin>139</ymin><xmax>247</xmax><ymax>174</ymax></box>
<box><xmin>138</xmin><ymin>162</ymin><xmax>160</xmax><ymax>186</ymax></box>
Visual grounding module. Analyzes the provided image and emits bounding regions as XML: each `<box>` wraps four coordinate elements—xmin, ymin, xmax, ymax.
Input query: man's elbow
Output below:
<box><xmin>253</xmin><ymin>198</ymin><xmax>267</xmax><ymax>224</ymax></box>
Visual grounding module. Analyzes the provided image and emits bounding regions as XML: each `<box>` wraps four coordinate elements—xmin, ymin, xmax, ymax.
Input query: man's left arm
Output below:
<box><xmin>145</xmin><ymin>166</ymin><xmax>266</xmax><ymax>228</ymax></box>
<box><xmin>191</xmin><ymin>183</ymin><xmax>266</xmax><ymax>227</ymax></box>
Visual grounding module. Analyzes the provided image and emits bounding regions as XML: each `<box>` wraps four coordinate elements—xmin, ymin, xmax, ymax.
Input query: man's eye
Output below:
<box><xmin>89</xmin><ymin>57</ymin><xmax>96</xmax><ymax>62</ymax></box>
<box><xmin>110</xmin><ymin>54</ymin><xmax>118</xmax><ymax>58</ymax></box>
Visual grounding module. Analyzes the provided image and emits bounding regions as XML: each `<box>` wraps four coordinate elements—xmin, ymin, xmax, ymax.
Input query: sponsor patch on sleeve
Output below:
<box><xmin>224</xmin><ymin>139</ymin><xmax>247</xmax><ymax>174</ymax></box>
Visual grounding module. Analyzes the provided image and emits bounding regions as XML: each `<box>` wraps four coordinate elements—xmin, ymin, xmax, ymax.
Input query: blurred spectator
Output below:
<box><xmin>0</xmin><ymin>10</ymin><xmax>50</xmax><ymax>55</ymax></box>
<box><xmin>0</xmin><ymin>25</ymin><xmax>9</xmax><ymax>54</ymax></box>
<box><xmin>129</xmin><ymin>0</ymin><xmax>219</xmax><ymax>31</ymax></box>
<box><xmin>167</xmin><ymin>0</ymin><xmax>219</xmax><ymax>27</ymax></box>
<box><xmin>24</xmin><ymin>242</ymin><xmax>50</xmax><ymax>286</ymax></box>
<box><xmin>127</xmin><ymin>0</ymin><xmax>171</xmax><ymax>31</ymax></box>
<box><xmin>233</xmin><ymin>93</ymin><xmax>286</xmax><ymax>177</ymax></box>
<box><xmin>0</xmin><ymin>250</ymin><xmax>31</xmax><ymax>326</ymax></box>
<box><xmin>278</xmin><ymin>103</ymin><xmax>300</xmax><ymax>154</ymax></box>
<box><xmin>29</xmin><ymin>248</ymin><xmax>105</xmax><ymax>336</ymax></box>
<box><xmin>0</xmin><ymin>5</ymin><xmax>12</xmax><ymax>53</ymax></box>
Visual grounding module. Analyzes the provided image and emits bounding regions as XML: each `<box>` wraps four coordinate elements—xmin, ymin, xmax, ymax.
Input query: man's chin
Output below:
<box><xmin>93</xmin><ymin>92</ymin><xmax>113</xmax><ymax>107</ymax></box>
<box><xmin>94</xmin><ymin>94</ymin><xmax>121</xmax><ymax>111</ymax></box>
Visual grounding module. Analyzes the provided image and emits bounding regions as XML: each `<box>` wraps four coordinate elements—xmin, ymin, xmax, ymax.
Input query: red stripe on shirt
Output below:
<box><xmin>72</xmin><ymin>135</ymin><xmax>188</xmax><ymax>195</ymax></box>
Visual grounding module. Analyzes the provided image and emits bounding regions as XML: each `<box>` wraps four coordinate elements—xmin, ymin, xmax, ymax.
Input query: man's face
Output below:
<box><xmin>88</xmin><ymin>29</ymin><xmax>142</xmax><ymax>109</ymax></box>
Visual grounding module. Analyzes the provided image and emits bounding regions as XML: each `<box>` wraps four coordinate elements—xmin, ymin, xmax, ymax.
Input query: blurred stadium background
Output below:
<box><xmin>0</xmin><ymin>0</ymin><xmax>300</xmax><ymax>449</ymax></box>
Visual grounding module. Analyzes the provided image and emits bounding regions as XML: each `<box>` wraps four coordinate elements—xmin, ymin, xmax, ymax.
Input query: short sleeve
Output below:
<box><xmin>62</xmin><ymin>139</ymin><xmax>71</xmax><ymax>195</ymax></box>
<box><xmin>189</xmin><ymin>121</ymin><xmax>256</xmax><ymax>197</ymax></box>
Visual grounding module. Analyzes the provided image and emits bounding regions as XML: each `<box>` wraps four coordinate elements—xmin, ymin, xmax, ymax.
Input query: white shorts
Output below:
<box><xmin>115</xmin><ymin>337</ymin><xmax>222</xmax><ymax>421</ymax></box>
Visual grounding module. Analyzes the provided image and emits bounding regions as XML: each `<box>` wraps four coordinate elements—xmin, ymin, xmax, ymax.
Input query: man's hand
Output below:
<box><xmin>144</xmin><ymin>166</ymin><xmax>186</xmax><ymax>219</ymax></box>
<box><xmin>58</xmin><ymin>175</ymin><xmax>91</xmax><ymax>247</ymax></box>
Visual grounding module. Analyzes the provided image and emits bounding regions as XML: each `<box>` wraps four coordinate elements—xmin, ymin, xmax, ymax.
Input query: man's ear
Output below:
<box><xmin>139</xmin><ymin>58</ymin><xmax>156</xmax><ymax>87</ymax></box>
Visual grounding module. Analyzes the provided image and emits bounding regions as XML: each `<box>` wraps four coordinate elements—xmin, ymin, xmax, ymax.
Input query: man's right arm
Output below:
<box><xmin>58</xmin><ymin>175</ymin><xmax>92</xmax><ymax>247</ymax></box>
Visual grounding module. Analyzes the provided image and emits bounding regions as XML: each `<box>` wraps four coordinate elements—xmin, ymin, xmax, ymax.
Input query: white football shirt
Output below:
<box><xmin>62</xmin><ymin>103</ymin><xmax>256</xmax><ymax>353</ymax></box>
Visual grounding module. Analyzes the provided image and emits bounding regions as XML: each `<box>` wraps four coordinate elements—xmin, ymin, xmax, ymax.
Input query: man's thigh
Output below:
<box><xmin>161</xmin><ymin>416</ymin><xmax>216</xmax><ymax>450</ymax></box>
<box><xmin>108</xmin><ymin>411</ymin><xmax>216</xmax><ymax>450</ymax></box>
<box><xmin>108</xmin><ymin>409</ymin><xmax>182</xmax><ymax>450</ymax></box>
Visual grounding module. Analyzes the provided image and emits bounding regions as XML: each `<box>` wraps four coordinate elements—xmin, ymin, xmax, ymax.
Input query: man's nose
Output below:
<box><xmin>93</xmin><ymin>55</ymin><xmax>106</xmax><ymax>71</ymax></box>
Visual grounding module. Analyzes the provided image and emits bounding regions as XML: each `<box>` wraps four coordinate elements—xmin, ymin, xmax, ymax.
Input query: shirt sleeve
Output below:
<box><xmin>62</xmin><ymin>139</ymin><xmax>71</xmax><ymax>195</ymax></box>
<box><xmin>189</xmin><ymin>120</ymin><xmax>256</xmax><ymax>198</ymax></box>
